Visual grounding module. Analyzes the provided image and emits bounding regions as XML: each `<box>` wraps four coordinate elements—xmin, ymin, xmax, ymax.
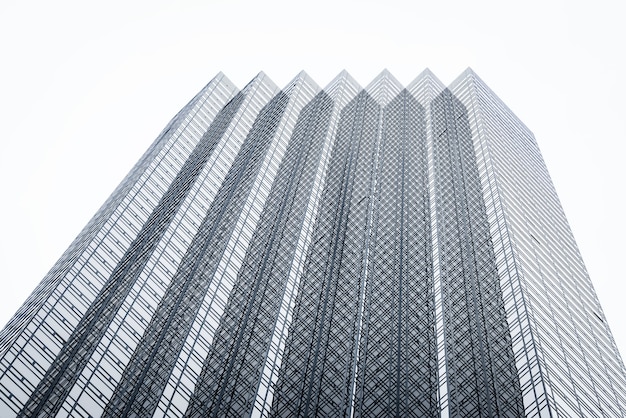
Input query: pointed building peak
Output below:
<box><xmin>463</xmin><ymin>66</ymin><xmax>483</xmax><ymax>78</ymax></box>
<box><xmin>449</xmin><ymin>67</ymin><xmax>488</xmax><ymax>89</ymax></box>
<box><xmin>366</xmin><ymin>69</ymin><xmax>401</xmax><ymax>84</ymax></box>
<box><xmin>448</xmin><ymin>67</ymin><xmax>480</xmax><ymax>91</ymax></box>
<box><xmin>323</xmin><ymin>71</ymin><xmax>361</xmax><ymax>101</ymax></box>
<box><xmin>282</xmin><ymin>70</ymin><xmax>320</xmax><ymax>93</ymax></box>
<box><xmin>328</xmin><ymin>70</ymin><xmax>359</xmax><ymax>85</ymax></box>
<box><xmin>376</xmin><ymin>68</ymin><xmax>393</xmax><ymax>78</ymax></box>
<box><xmin>406</xmin><ymin>69</ymin><xmax>446</xmax><ymax>107</ymax></box>
<box><xmin>293</xmin><ymin>69</ymin><xmax>314</xmax><ymax>83</ymax></box>
<box><xmin>204</xmin><ymin>72</ymin><xmax>236</xmax><ymax>92</ymax></box>
<box><xmin>365</xmin><ymin>70</ymin><xmax>403</xmax><ymax>107</ymax></box>
<box><xmin>213</xmin><ymin>72</ymin><xmax>238</xmax><ymax>94</ymax></box>
<box><xmin>214</xmin><ymin>71</ymin><xmax>233</xmax><ymax>83</ymax></box>
<box><xmin>242</xmin><ymin>71</ymin><xmax>279</xmax><ymax>95</ymax></box>
<box><xmin>407</xmin><ymin>68</ymin><xmax>445</xmax><ymax>90</ymax></box>
<box><xmin>191</xmin><ymin>73</ymin><xmax>239</xmax><ymax>110</ymax></box>
<box><xmin>331</xmin><ymin>69</ymin><xmax>357</xmax><ymax>86</ymax></box>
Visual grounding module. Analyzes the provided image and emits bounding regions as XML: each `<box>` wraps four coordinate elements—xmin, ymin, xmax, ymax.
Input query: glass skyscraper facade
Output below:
<box><xmin>1</xmin><ymin>69</ymin><xmax>625</xmax><ymax>417</ymax></box>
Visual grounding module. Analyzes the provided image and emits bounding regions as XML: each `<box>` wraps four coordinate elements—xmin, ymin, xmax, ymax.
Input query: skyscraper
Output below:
<box><xmin>0</xmin><ymin>69</ymin><xmax>624</xmax><ymax>417</ymax></box>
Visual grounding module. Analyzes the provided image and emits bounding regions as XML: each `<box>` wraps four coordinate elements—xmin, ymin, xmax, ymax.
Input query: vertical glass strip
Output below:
<box><xmin>432</xmin><ymin>89</ymin><xmax>523</xmax><ymax>417</ymax></box>
<box><xmin>18</xmin><ymin>91</ymin><xmax>246</xmax><ymax>418</ymax></box>
<box><xmin>353</xmin><ymin>90</ymin><xmax>436</xmax><ymax>417</ymax></box>
<box><xmin>101</xmin><ymin>91</ymin><xmax>288</xmax><ymax>417</ymax></box>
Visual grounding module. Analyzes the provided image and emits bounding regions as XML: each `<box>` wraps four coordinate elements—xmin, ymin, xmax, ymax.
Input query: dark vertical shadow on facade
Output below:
<box><xmin>18</xmin><ymin>92</ymin><xmax>247</xmax><ymax>418</ymax></box>
<box><xmin>101</xmin><ymin>91</ymin><xmax>291</xmax><ymax>417</ymax></box>
<box><xmin>183</xmin><ymin>91</ymin><xmax>334</xmax><ymax>417</ymax></box>
<box><xmin>431</xmin><ymin>88</ymin><xmax>524</xmax><ymax>417</ymax></box>
<box><xmin>353</xmin><ymin>89</ymin><xmax>437</xmax><ymax>417</ymax></box>
<box><xmin>1</xmin><ymin>70</ymin><xmax>624</xmax><ymax>418</ymax></box>
<box><xmin>0</xmin><ymin>82</ymin><xmax>220</xmax><ymax>358</ymax></box>
<box><xmin>269</xmin><ymin>90</ymin><xmax>379</xmax><ymax>417</ymax></box>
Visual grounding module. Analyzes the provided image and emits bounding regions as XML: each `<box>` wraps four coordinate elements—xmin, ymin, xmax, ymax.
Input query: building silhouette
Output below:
<box><xmin>1</xmin><ymin>69</ymin><xmax>625</xmax><ymax>417</ymax></box>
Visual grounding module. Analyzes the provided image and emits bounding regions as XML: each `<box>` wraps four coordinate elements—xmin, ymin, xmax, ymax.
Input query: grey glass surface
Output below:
<box><xmin>0</xmin><ymin>70</ymin><xmax>624</xmax><ymax>418</ymax></box>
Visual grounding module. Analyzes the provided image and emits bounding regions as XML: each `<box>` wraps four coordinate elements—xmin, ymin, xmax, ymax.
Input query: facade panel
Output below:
<box><xmin>1</xmin><ymin>70</ymin><xmax>625</xmax><ymax>418</ymax></box>
<box><xmin>352</xmin><ymin>89</ymin><xmax>436</xmax><ymax>417</ymax></box>
<box><xmin>432</xmin><ymin>89</ymin><xmax>523</xmax><ymax>417</ymax></box>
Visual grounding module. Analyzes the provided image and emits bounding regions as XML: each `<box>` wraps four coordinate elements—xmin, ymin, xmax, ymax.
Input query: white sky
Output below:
<box><xmin>0</xmin><ymin>0</ymin><xmax>625</xmax><ymax>359</ymax></box>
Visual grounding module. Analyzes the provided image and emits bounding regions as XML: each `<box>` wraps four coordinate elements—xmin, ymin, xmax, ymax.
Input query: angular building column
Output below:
<box><xmin>431</xmin><ymin>88</ymin><xmax>524</xmax><ymax>417</ymax></box>
<box><xmin>183</xmin><ymin>85</ymin><xmax>335</xmax><ymax>417</ymax></box>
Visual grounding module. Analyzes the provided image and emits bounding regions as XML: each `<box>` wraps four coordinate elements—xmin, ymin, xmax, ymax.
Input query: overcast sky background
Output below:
<box><xmin>1</xmin><ymin>0</ymin><xmax>625</xmax><ymax>358</ymax></box>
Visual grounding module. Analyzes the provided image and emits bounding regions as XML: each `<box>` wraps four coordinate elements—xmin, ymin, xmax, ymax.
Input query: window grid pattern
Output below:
<box><xmin>99</xmin><ymin>88</ymin><xmax>289</xmax><ymax>417</ymax></box>
<box><xmin>408</xmin><ymin>70</ymin><xmax>450</xmax><ymax>416</ymax></box>
<box><xmin>432</xmin><ymin>89</ymin><xmax>524</xmax><ymax>417</ymax></box>
<box><xmin>17</xmin><ymin>87</ymin><xmax>247</xmax><ymax>418</ymax></box>
<box><xmin>0</xmin><ymin>73</ymin><xmax>229</xmax><ymax>357</ymax></box>
<box><xmin>353</xmin><ymin>90</ymin><xmax>437</xmax><ymax>417</ymax></box>
<box><xmin>0</xmin><ymin>70</ymin><xmax>625</xmax><ymax>418</ymax></box>
<box><xmin>451</xmin><ymin>73</ymin><xmax>551</xmax><ymax>418</ymax></box>
<box><xmin>185</xmin><ymin>87</ymin><xmax>334</xmax><ymax>417</ymax></box>
<box><xmin>153</xmin><ymin>74</ymin><xmax>282</xmax><ymax>418</ymax></box>
<box><xmin>58</xmin><ymin>80</ymin><xmax>265</xmax><ymax>418</ymax></box>
<box><xmin>252</xmin><ymin>73</ymin><xmax>361</xmax><ymax>418</ymax></box>
<box><xmin>0</xmin><ymin>74</ymin><xmax>238</xmax><ymax>416</ymax></box>
<box><xmin>270</xmin><ymin>90</ymin><xmax>381</xmax><ymax>417</ymax></box>
<box><xmin>452</xmin><ymin>70</ymin><xmax>626</xmax><ymax>417</ymax></box>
